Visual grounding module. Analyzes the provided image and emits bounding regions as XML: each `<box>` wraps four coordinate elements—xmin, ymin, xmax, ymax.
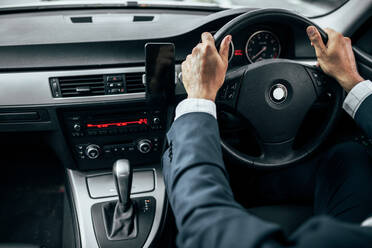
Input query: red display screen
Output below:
<box><xmin>234</xmin><ymin>50</ymin><xmax>243</xmax><ymax>56</ymax></box>
<box><xmin>86</xmin><ymin>118</ymin><xmax>148</xmax><ymax>129</ymax></box>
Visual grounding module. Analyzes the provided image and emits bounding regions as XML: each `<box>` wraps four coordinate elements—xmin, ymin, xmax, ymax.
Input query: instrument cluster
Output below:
<box><xmin>224</xmin><ymin>25</ymin><xmax>292</xmax><ymax>68</ymax></box>
<box><xmin>245</xmin><ymin>30</ymin><xmax>281</xmax><ymax>63</ymax></box>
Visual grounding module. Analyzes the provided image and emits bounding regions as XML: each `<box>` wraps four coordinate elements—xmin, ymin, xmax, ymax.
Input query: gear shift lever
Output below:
<box><xmin>102</xmin><ymin>159</ymin><xmax>137</xmax><ymax>240</ymax></box>
<box><xmin>113</xmin><ymin>159</ymin><xmax>132</xmax><ymax>211</ymax></box>
<box><xmin>91</xmin><ymin>158</ymin><xmax>157</xmax><ymax>246</ymax></box>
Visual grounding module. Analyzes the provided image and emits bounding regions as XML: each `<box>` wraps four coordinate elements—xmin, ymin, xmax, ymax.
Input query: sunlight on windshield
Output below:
<box><xmin>2</xmin><ymin>0</ymin><xmax>348</xmax><ymax>17</ymax></box>
<box><xmin>172</xmin><ymin>0</ymin><xmax>348</xmax><ymax>16</ymax></box>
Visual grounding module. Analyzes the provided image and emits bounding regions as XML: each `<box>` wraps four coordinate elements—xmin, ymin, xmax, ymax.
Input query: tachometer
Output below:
<box><xmin>245</xmin><ymin>30</ymin><xmax>281</xmax><ymax>63</ymax></box>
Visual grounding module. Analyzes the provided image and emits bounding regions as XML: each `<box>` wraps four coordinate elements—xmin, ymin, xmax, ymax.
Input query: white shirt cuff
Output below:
<box><xmin>343</xmin><ymin>80</ymin><xmax>372</xmax><ymax>118</ymax></box>
<box><xmin>175</xmin><ymin>98</ymin><xmax>217</xmax><ymax>120</ymax></box>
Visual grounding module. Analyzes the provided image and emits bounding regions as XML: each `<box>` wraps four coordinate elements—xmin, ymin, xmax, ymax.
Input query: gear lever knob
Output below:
<box><xmin>113</xmin><ymin>159</ymin><xmax>132</xmax><ymax>211</ymax></box>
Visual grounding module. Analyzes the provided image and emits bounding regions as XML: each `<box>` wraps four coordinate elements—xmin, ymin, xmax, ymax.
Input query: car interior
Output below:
<box><xmin>0</xmin><ymin>0</ymin><xmax>371</xmax><ymax>247</ymax></box>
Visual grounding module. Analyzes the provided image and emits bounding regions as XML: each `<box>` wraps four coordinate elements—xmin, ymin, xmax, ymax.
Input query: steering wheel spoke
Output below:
<box><xmin>216</xmin><ymin>67</ymin><xmax>245</xmax><ymax>109</ymax></box>
<box><xmin>259</xmin><ymin>139</ymin><xmax>295</xmax><ymax>164</ymax></box>
<box><xmin>305</xmin><ymin>66</ymin><xmax>338</xmax><ymax>96</ymax></box>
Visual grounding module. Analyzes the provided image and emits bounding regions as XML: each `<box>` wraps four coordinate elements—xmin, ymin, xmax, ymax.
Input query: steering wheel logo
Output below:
<box><xmin>269</xmin><ymin>83</ymin><xmax>288</xmax><ymax>104</ymax></box>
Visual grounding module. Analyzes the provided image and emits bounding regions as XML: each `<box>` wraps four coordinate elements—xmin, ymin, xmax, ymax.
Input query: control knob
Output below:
<box><xmin>73</xmin><ymin>123</ymin><xmax>81</xmax><ymax>131</ymax></box>
<box><xmin>137</xmin><ymin>139</ymin><xmax>152</xmax><ymax>154</ymax></box>
<box><xmin>85</xmin><ymin>144</ymin><xmax>101</xmax><ymax>159</ymax></box>
<box><xmin>153</xmin><ymin>117</ymin><xmax>161</xmax><ymax>125</ymax></box>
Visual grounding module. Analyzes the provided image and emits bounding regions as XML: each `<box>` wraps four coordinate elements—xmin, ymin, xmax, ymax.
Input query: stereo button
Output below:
<box><xmin>107</xmin><ymin>75</ymin><xmax>123</xmax><ymax>82</ymax></box>
<box><xmin>73</xmin><ymin>123</ymin><xmax>81</xmax><ymax>131</ymax></box>
<box><xmin>88</xmin><ymin>130</ymin><xmax>97</xmax><ymax>136</ymax></box>
<box><xmin>137</xmin><ymin>139</ymin><xmax>152</xmax><ymax>154</ymax></box>
<box><xmin>85</xmin><ymin>144</ymin><xmax>101</xmax><ymax>159</ymax></box>
<box><xmin>153</xmin><ymin>117</ymin><xmax>161</xmax><ymax>125</ymax></box>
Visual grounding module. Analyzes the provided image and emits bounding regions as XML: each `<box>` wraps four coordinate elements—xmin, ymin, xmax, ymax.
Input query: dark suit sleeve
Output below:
<box><xmin>354</xmin><ymin>94</ymin><xmax>372</xmax><ymax>139</ymax></box>
<box><xmin>162</xmin><ymin>112</ymin><xmax>372</xmax><ymax>248</ymax></box>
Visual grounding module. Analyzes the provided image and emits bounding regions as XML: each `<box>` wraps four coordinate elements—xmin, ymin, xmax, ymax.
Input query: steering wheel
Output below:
<box><xmin>214</xmin><ymin>9</ymin><xmax>344</xmax><ymax>168</ymax></box>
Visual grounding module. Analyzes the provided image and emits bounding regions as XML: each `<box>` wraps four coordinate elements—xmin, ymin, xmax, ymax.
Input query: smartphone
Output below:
<box><xmin>145</xmin><ymin>43</ymin><xmax>175</xmax><ymax>104</ymax></box>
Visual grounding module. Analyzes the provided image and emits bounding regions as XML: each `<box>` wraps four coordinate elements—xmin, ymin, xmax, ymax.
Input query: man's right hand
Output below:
<box><xmin>306</xmin><ymin>26</ymin><xmax>364</xmax><ymax>92</ymax></box>
<box><xmin>181</xmin><ymin>32</ymin><xmax>231</xmax><ymax>102</ymax></box>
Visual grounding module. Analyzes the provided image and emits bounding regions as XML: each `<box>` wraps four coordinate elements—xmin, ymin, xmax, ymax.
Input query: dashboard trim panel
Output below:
<box><xmin>0</xmin><ymin>61</ymin><xmax>317</xmax><ymax>108</ymax></box>
<box><xmin>0</xmin><ymin>67</ymin><xmax>145</xmax><ymax>107</ymax></box>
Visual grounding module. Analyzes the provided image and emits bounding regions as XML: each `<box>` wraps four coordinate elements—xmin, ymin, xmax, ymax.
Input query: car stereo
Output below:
<box><xmin>62</xmin><ymin>105</ymin><xmax>166</xmax><ymax>170</ymax></box>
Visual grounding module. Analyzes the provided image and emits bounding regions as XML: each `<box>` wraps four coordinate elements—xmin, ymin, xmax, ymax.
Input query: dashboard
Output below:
<box><xmin>0</xmin><ymin>8</ymin><xmax>315</xmax><ymax>72</ymax></box>
<box><xmin>0</xmin><ymin>1</ymin><xmax>371</xmax><ymax>172</ymax></box>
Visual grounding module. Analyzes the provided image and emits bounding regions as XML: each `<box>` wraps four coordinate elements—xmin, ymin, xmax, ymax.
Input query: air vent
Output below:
<box><xmin>125</xmin><ymin>73</ymin><xmax>145</xmax><ymax>93</ymax></box>
<box><xmin>133</xmin><ymin>16</ymin><xmax>154</xmax><ymax>22</ymax></box>
<box><xmin>50</xmin><ymin>72</ymin><xmax>144</xmax><ymax>98</ymax></box>
<box><xmin>56</xmin><ymin>75</ymin><xmax>105</xmax><ymax>97</ymax></box>
<box><xmin>71</xmin><ymin>16</ymin><xmax>93</xmax><ymax>23</ymax></box>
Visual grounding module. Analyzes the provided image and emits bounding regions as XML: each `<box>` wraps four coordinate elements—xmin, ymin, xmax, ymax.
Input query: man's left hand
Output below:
<box><xmin>181</xmin><ymin>32</ymin><xmax>232</xmax><ymax>101</ymax></box>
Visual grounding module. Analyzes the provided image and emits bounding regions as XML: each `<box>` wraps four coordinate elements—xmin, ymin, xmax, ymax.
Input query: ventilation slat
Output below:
<box><xmin>58</xmin><ymin>74</ymin><xmax>105</xmax><ymax>97</ymax></box>
<box><xmin>127</xmin><ymin>87</ymin><xmax>145</xmax><ymax>91</ymax></box>
<box><xmin>59</xmin><ymin>82</ymin><xmax>103</xmax><ymax>87</ymax></box>
<box><xmin>59</xmin><ymin>78</ymin><xmax>102</xmax><ymax>83</ymax></box>
<box><xmin>61</xmin><ymin>92</ymin><xmax>79</xmax><ymax>96</ymax></box>
<box><xmin>126</xmin><ymin>77</ymin><xmax>142</xmax><ymax>80</ymax></box>
<box><xmin>126</xmin><ymin>79</ymin><xmax>142</xmax><ymax>82</ymax></box>
<box><xmin>126</xmin><ymin>74</ymin><xmax>142</xmax><ymax>78</ymax></box>
<box><xmin>125</xmin><ymin>73</ymin><xmax>145</xmax><ymax>93</ymax></box>
<box><xmin>61</xmin><ymin>86</ymin><xmax>104</xmax><ymax>91</ymax></box>
<box><xmin>59</xmin><ymin>76</ymin><xmax>102</xmax><ymax>82</ymax></box>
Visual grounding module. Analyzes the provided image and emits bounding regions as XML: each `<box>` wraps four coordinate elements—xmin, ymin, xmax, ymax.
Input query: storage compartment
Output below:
<box><xmin>0</xmin><ymin>110</ymin><xmax>49</xmax><ymax>123</ymax></box>
<box><xmin>87</xmin><ymin>170</ymin><xmax>155</xmax><ymax>199</ymax></box>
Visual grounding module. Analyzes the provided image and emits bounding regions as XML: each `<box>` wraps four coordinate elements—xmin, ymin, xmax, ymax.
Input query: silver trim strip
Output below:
<box><xmin>67</xmin><ymin>165</ymin><xmax>166</xmax><ymax>248</ymax></box>
<box><xmin>0</xmin><ymin>60</ymin><xmax>318</xmax><ymax>108</ymax></box>
<box><xmin>295</xmin><ymin>60</ymin><xmax>317</xmax><ymax>67</ymax></box>
<box><xmin>0</xmin><ymin>67</ymin><xmax>145</xmax><ymax>107</ymax></box>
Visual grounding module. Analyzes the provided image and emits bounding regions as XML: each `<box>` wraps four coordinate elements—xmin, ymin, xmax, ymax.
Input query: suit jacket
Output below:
<box><xmin>162</xmin><ymin>95</ymin><xmax>372</xmax><ymax>248</ymax></box>
<box><xmin>355</xmin><ymin>95</ymin><xmax>372</xmax><ymax>139</ymax></box>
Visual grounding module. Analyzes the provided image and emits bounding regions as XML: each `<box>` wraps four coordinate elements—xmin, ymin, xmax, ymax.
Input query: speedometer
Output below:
<box><xmin>245</xmin><ymin>30</ymin><xmax>281</xmax><ymax>63</ymax></box>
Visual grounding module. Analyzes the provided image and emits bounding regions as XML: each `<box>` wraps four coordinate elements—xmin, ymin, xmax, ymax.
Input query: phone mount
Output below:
<box><xmin>144</xmin><ymin>42</ymin><xmax>176</xmax><ymax>104</ymax></box>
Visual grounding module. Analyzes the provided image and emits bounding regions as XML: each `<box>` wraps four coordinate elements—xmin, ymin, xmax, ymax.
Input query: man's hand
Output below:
<box><xmin>181</xmin><ymin>32</ymin><xmax>232</xmax><ymax>101</ymax></box>
<box><xmin>306</xmin><ymin>26</ymin><xmax>364</xmax><ymax>92</ymax></box>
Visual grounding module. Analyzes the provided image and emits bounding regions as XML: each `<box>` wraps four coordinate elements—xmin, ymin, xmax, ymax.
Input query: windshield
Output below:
<box><xmin>0</xmin><ymin>0</ymin><xmax>348</xmax><ymax>17</ymax></box>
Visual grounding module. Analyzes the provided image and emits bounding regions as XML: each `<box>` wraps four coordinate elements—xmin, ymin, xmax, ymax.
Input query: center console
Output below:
<box><xmin>60</xmin><ymin>43</ymin><xmax>178</xmax><ymax>247</ymax></box>
<box><xmin>63</xmin><ymin>101</ymin><xmax>169</xmax><ymax>248</ymax></box>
